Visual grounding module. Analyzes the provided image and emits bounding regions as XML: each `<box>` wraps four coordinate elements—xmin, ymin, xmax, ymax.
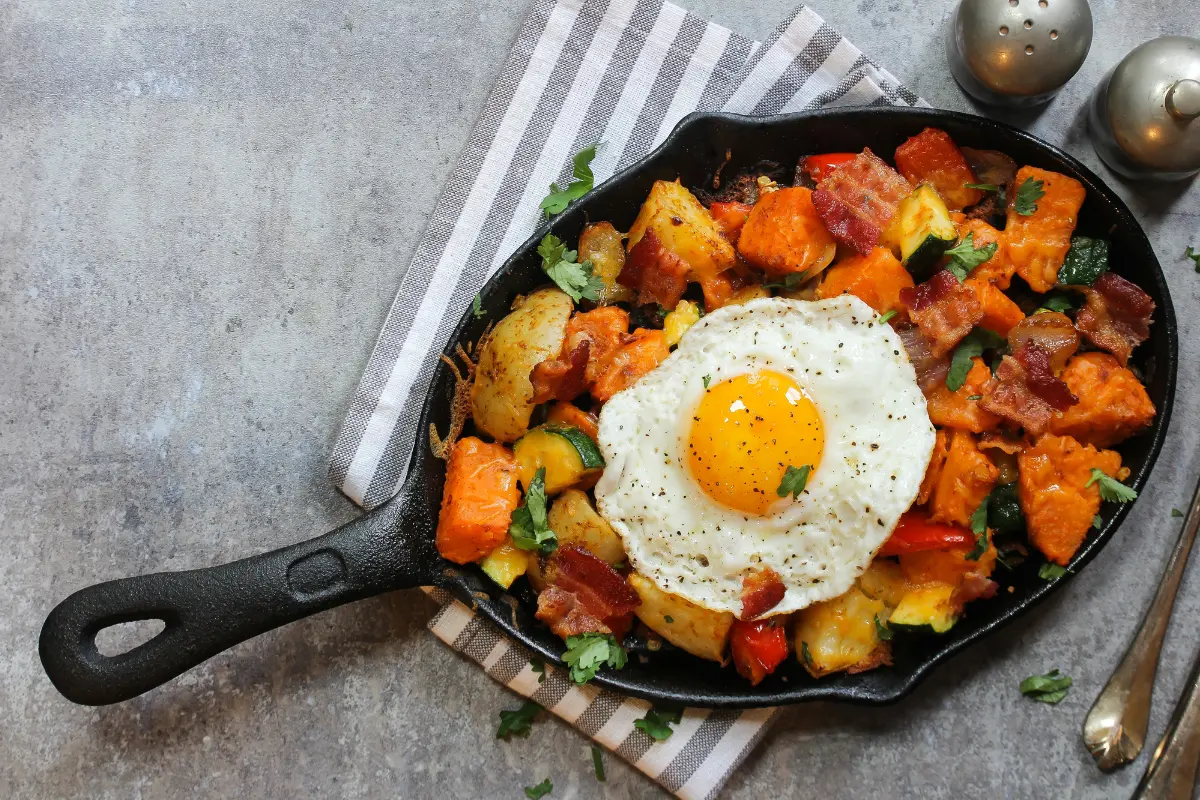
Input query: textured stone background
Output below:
<box><xmin>3</xmin><ymin>1</ymin><xmax>1200</xmax><ymax>797</ymax></box>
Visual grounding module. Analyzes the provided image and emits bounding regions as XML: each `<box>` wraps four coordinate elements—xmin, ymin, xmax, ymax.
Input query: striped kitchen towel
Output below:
<box><xmin>331</xmin><ymin>1</ymin><xmax>922</xmax><ymax>797</ymax></box>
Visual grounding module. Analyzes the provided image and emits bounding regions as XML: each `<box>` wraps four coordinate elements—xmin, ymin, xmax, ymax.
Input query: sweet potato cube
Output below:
<box><xmin>815</xmin><ymin>246</ymin><xmax>914</xmax><ymax>315</ymax></box>
<box><xmin>928</xmin><ymin>430</ymin><xmax>999</xmax><ymax>527</ymax></box>
<box><xmin>1049</xmin><ymin>353</ymin><xmax>1156</xmax><ymax>447</ymax></box>
<box><xmin>436</xmin><ymin>437</ymin><xmax>521</xmax><ymax>565</ymax></box>
<box><xmin>590</xmin><ymin>328</ymin><xmax>669</xmax><ymax>402</ymax></box>
<box><xmin>737</xmin><ymin>187</ymin><xmax>837</xmax><ymax>277</ymax></box>
<box><xmin>1019</xmin><ymin>434</ymin><xmax>1123</xmax><ymax>565</ymax></box>
<box><xmin>924</xmin><ymin>357</ymin><xmax>1002</xmax><ymax>433</ymax></box>
<box><xmin>966</xmin><ymin>277</ymin><xmax>1025</xmax><ymax>336</ymax></box>
<box><xmin>958</xmin><ymin>219</ymin><xmax>1013</xmax><ymax>289</ymax></box>
<box><xmin>1005</xmin><ymin>166</ymin><xmax>1086</xmax><ymax>293</ymax></box>
<box><xmin>893</xmin><ymin>127</ymin><xmax>984</xmax><ymax>212</ymax></box>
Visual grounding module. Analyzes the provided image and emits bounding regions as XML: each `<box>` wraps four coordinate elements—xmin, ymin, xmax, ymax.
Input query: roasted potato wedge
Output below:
<box><xmin>470</xmin><ymin>287</ymin><xmax>572</xmax><ymax>442</ymax></box>
<box><xmin>545</xmin><ymin>489</ymin><xmax>625</xmax><ymax>566</ymax></box>
<box><xmin>627</xmin><ymin>179</ymin><xmax>736</xmax><ymax>283</ymax></box>
<box><xmin>628</xmin><ymin>573</ymin><xmax>734</xmax><ymax>663</ymax></box>
<box><xmin>578</xmin><ymin>221</ymin><xmax>634</xmax><ymax>305</ymax></box>
<box><xmin>793</xmin><ymin>584</ymin><xmax>889</xmax><ymax>678</ymax></box>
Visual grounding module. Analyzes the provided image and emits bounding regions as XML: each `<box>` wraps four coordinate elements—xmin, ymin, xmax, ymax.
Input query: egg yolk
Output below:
<box><xmin>686</xmin><ymin>370</ymin><xmax>824</xmax><ymax>516</ymax></box>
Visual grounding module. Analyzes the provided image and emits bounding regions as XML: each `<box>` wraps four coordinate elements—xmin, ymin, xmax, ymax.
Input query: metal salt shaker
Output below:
<box><xmin>1088</xmin><ymin>36</ymin><xmax>1200</xmax><ymax>181</ymax></box>
<box><xmin>946</xmin><ymin>0</ymin><xmax>1093</xmax><ymax>106</ymax></box>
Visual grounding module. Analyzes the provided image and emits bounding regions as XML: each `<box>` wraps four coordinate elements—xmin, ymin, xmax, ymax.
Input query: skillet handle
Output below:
<box><xmin>39</xmin><ymin>481</ymin><xmax>442</xmax><ymax>706</ymax></box>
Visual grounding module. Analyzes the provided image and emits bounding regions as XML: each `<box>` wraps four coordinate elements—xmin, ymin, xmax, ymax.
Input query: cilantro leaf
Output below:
<box><xmin>537</xmin><ymin>233</ymin><xmax>605</xmax><ymax>302</ymax></box>
<box><xmin>563</xmin><ymin>633</ymin><xmax>627</xmax><ymax>684</ymax></box>
<box><xmin>530</xmin><ymin>657</ymin><xmax>546</xmax><ymax>683</ymax></box>
<box><xmin>497</xmin><ymin>700</ymin><xmax>542</xmax><ymax>739</ymax></box>
<box><xmin>944</xmin><ymin>232</ymin><xmax>998</xmax><ymax>281</ymax></box>
<box><xmin>777</xmin><ymin>464</ymin><xmax>812</xmax><ymax>499</ymax></box>
<box><xmin>1038</xmin><ymin>563</ymin><xmax>1071</xmax><ymax>580</ymax></box>
<box><xmin>966</xmin><ymin>499</ymin><xmax>989</xmax><ymax>560</ymax></box>
<box><xmin>874</xmin><ymin>614</ymin><xmax>893</xmax><ymax>641</ymax></box>
<box><xmin>1020</xmin><ymin>669</ymin><xmax>1072</xmax><ymax>705</ymax></box>
<box><xmin>633</xmin><ymin>706</ymin><xmax>683</xmax><ymax>741</ymax></box>
<box><xmin>539</xmin><ymin>144</ymin><xmax>598</xmax><ymax>215</ymax></box>
<box><xmin>1037</xmin><ymin>292</ymin><xmax>1078</xmax><ymax>313</ymax></box>
<box><xmin>1187</xmin><ymin>246</ymin><xmax>1200</xmax><ymax>273</ymax></box>
<box><xmin>965</xmin><ymin>182</ymin><xmax>1000</xmax><ymax>192</ymax></box>
<box><xmin>800</xmin><ymin>641</ymin><xmax>814</xmax><ymax>669</ymax></box>
<box><xmin>702</xmin><ymin>375</ymin><xmax>712</xmax><ymax>389</ymax></box>
<box><xmin>510</xmin><ymin>467</ymin><xmax>557</xmax><ymax>553</ymax></box>
<box><xmin>764</xmin><ymin>273</ymin><xmax>805</xmax><ymax>290</ymax></box>
<box><xmin>1086</xmin><ymin>469</ymin><xmax>1138</xmax><ymax>503</ymax></box>
<box><xmin>877</xmin><ymin>309</ymin><xmax>898</xmax><ymax>325</ymax></box>
<box><xmin>524</xmin><ymin>778</ymin><xmax>553</xmax><ymax>799</ymax></box>
<box><xmin>471</xmin><ymin>293</ymin><xmax>485</xmax><ymax>319</ymax></box>
<box><xmin>591</xmin><ymin>746</ymin><xmax>606</xmax><ymax>782</ymax></box>
<box><xmin>946</xmin><ymin>329</ymin><xmax>1006</xmax><ymax>391</ymax></box>
<box><xmin>1173</xmin><ymin>507</ymin><xmax>1185</xmax><ymax>518</ymax></box>
<box><xmin>1014</xmin><ymin>177</ymin><xmax>1045</xmax><ymax>216</ymax></box>
<box><xmin>1093</xmin><ymin>514</ymin><xmax>1103</xmax><ymax>530</ymax></box>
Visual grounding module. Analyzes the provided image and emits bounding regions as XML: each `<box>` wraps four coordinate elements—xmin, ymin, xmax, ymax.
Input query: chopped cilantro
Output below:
<box><xmin>1086</xmin><ymin>469</ymin><xmax>1138</xmax><ymax>503</ymax></box>
<box><xmin>510</xmin><ymin>467</ymin><xmax>557</xmax><ymax>553</ymax></box>
<box><xmin>591</xmin><ymin>746</ymin><xmax>606</xmax><ymax>782</ymax></box>
<box><xmin>1020</xmin><ymin>669</ymin><xmax>1072</xmax><ymax>704</ymax></box>
<box><xmin>530</xmin><ymin>657</ymin><xmax>546</xmax><ymax>683</ymax></box>
<box><xmin>874</xmin><ymin>614</ymin><xmax>893</xmax><ymax>641</ymax></box>
<box><xmin>877</xmin><ymin>309</ymin><xmax>898</xmax><ymax>324</ymax></box>
<box><xmin>1173</xmin><ymin>507</ymin><xmax>1185</xmax><ymax>518</ymax></box>
<box><xmin>777</xmin><ymin>464</ymin><xmax>812</xmax><ymax>499</ymax></box>
<box><xmin>471</xmin><ymin>293</ymin><xmax>485</xmax><ymax>318</ymax></box>
<box><xmin>664</xmin><ymin>615</ymin><xmax>674</xmax><ymax>624</ymax></box>
<box><xmin>1014</xmin><ymin>177</ymin><xmax>1045</xmax><ymax>216</ymax></box>
<box><xmin>800</xmin><ymin>641</ymin><xmax>814</xmax><ymax>669</ymax></box>
<box><xmin>947</xmin><ymin>328</ymin><xmax>1006</xmax><ymax>391</ymax></box>
<box><xmin>967</xmin><ymin>394</ymin><xmax>983</xmax><ymax>401</ymax></box>
<box><xmin>634</xmin><ymin>706</ymin><xmax>683</xmax><ymax>741</ymax></box>
<box><xmin>537</xmin><ymin>233</ymin><xmax>605</xmax><ymax>302</ymax></box>
<box><xmin>563</xmin><ymin>633</ymin><xmax>626</xmax><ymax>684</ymax></box>
<box><xmin>1187</xmin><ymin>246</ymin><xmax>1200</xmax><ymax>273</ymax></box>
<box><xmin>965</xmin><ymin>182</ymin><xmax>1000</xmax><ymax>192</ymax></box>
<box><xmin>967</xmin><ymin>500</ymin><xmax>989</xmax><ymax>560</ymax></box>
<box><xmin>525</xmin><ymin>778</ymin><xmax>553</xmax><ymax>799</ymax></box>
<box><xmin>764</xmin><ymin>273</ymin><xmax>805</xmax><ymax>290</ymax></box>
<box><xmin>496</xmin><ymin>700</ymin><xmax>542</xmax><ymax>739</ymax></box>
<box><xmin>702</xmin><ymin>375</ymin><xmax>712</xmax><ymax>389</ymax></box>
<box><xmin>944</xmin><ymin>232</ymin><xmax>998</xmax><ymax>281</ymax></box>
<box><xmin>1039</xmin><ymin>563</ymin><xmax>1071</xmax><ymax>580</ymax></box>
<box><xmin>1093</xmin><ymin>514</ymin><xmax>1103</xmax><ymax>530</ymax></box>
<box><xmin>539</xmin><ymin>144</ymin><xmax>598</xmax><ymax>215</ymax></box>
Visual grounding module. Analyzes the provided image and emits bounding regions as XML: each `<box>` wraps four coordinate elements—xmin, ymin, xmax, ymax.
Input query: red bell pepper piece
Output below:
<box><xmin>708</xmin><ymin>201</ymin><xmax>754</xmax><ymax>245</ymax></box>
<box><xmin>800</xmin><ymin>152</ymin><xmax>857</xmax><ymax>183</ymax></box>
<box><xmin>877</xmin><ymin>511</ymin><xmax>974</xmax><ymax>556</ymax></box>
<box><xmin>730</xmin><ymin>617</ymin><xmax>789</xmax><ymax>685</ymax></box>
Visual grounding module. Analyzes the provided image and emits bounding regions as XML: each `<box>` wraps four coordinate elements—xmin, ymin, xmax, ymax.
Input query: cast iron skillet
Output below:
<box><xmin>40</xmin><ymin>107</ymin><xmax>1177</xmax><ymax>708</ymax></box>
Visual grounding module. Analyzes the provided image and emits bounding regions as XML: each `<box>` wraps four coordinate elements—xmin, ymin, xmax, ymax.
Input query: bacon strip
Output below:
<box><xmin>952</xmin><ymin>572</ymin><xmax>999</xmax><ymax>607</ymax></box>
<box><xmin>812</xmin><ymin>149</ymin><xmax>912</xmax><ymax>254</ymax></box>
<box><xmin>535</xmin><ymin>545</ymin><xmax>640</xmax><ymax>640</ymax></box>
<box><xmin>1075</xmin><ymin>272</ymin><xmax>1154</xmax><ymax>366</ymax></box>
<box><xmin>898</xmin><ymin>325</ymin><xmax>950</xmax><ymax>392</ymax></box>
<box><xmin>740</xmin><ymin>566</ymin><xmax>786</xmax><ymax>620</ymax></box>
<box><xmin>979</xmin><ymin>342</ymin><xmax>1077</xmax><ymax>435</ymax></box>
<box><xmin>529</xmin><ymin>307</ymin><xmax>630</xmax><ymax>403</ymax></box>
<box><xmin>530</xmin><ymin>339</ymin><xmax>589</xmax><ymax>404</ymax></box>
<box><xmin>900</xmin><ymin>270</ymin><xmax>984</xmax><ymax>357</ymax></box>
<box><xmin>618</xmin><ymin>228</ymin><xmax>690</xmax><ymax>308</ymax></box>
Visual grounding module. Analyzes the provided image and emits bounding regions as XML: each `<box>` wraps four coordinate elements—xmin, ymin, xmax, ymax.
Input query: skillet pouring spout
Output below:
<box><xmin>39</xmin><ymin>475</ymin><xmax>444</xmax><ymax>706</ymax></box>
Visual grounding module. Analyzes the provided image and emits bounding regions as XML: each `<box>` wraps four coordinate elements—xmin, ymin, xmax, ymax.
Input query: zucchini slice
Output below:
<box><xmin>889</xmin><ymin>583</ymin><xmax>959</xmax><ymax>634</ymax></box>
<box><xmin>545</xmin><ymin>426</ymin><xmax>605</xmax><ymax>469</ymax></box>
<box><xmin>881</xmin><ymin>184</ymin><xmax>959</xmax><ymax>281</ymax></box>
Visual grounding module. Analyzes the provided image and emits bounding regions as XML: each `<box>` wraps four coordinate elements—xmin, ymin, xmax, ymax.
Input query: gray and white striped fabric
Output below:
<box><xmin>332</xmin><ymin>2</ymin><xmax>922</xmax><ymax>796</ymax></box>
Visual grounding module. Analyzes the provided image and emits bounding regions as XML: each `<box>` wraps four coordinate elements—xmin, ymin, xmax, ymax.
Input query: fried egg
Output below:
<box><xmin>594</xmin><ymin>295</ymin><xmax>934</xmax><ymax>617</ymax></box>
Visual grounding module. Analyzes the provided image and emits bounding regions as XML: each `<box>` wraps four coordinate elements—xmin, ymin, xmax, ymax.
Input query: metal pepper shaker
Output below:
<box><xmin>946</xmin><ymin>0</ymin><xmax>1093</xmax><ymax>106</ymax></box>
<box><xmin>1088</xmin><ymin>36</ymin><xmax>1200</xmax><ymax>181</ymax></box>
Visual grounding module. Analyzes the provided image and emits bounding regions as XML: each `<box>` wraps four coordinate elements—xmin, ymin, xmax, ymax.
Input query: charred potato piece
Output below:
<box><xmin>628</xmin><ymin>573</ymin><xmax>734</xmax><ymax>663</ymax></box>
<box><xmin>627</xmin><ymin>179</ymin><xmax>736</xmax><ymax>282</ymax></box>
<box><xmin>470</xmin><ymin>288</ymin><xmax>572</xmax><ymax>442</ymax></box>
<box><xmin>578</xmin><ymin>222</ymin><xmax>634</xmax><ymax>305</ymax></box>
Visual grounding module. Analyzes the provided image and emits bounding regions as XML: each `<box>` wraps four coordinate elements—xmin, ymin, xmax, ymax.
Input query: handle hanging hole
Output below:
<box><xmin>95</xmin><ymin>619</ymin><xmax>167</xmax><ymax>656</ymax></box>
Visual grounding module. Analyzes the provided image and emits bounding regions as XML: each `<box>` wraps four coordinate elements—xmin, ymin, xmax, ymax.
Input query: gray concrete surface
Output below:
<box><xmin>3</xmin><ymin>1</ymin><xmax>1199</xmax><ymax>797</ymax></box>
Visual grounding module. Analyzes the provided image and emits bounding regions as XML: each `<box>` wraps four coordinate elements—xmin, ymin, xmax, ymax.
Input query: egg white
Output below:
<box><xmin>594</xmin><ymin>295</ymin><xmax>935</xmax><ymax>617</ymax></box>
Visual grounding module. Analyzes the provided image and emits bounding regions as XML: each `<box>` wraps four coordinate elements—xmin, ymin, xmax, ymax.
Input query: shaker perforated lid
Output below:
<box><xmin>1104</xmin><ymin>36</ymin><xmax>1200</xmax><ymax>174</ymax></box>
<box><xmin>948</xmin><ymin>0</ymin><xmax>1092</xmax><ymax>105</ymax></box>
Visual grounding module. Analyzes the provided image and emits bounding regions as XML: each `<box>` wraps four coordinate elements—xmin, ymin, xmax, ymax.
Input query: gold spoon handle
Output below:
<box><xmin>1132</xmin><ymin>652</ymin><xmax>1200</xmax><ymax>799</ymax></box>
<box><xmin>1083</xmin><ymin>474</ymin><xmax>1200</xmax><ymax>770</ymax></box>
